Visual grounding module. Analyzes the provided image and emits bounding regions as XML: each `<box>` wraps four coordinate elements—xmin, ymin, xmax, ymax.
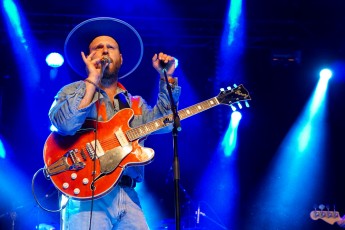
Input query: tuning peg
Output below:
<box><xmin>237</xmin><ymin>102</ymin><xmax>242</xmax><ymax>109</ymax></box>
<box><xmin>233</xmin><ymin>84</ymin><xmax>238</xmax><ymax>88</ymax></box>
<box><xmin>319</xmin><ymin>204</ymin><xmax>325</xmax><ymax>211</ymax></box>
<box><xmin>230</xmin><ymin>104</ymin><xmax>236</xmax><ymax>111</ymax></box>
<box><xmin>220</xmin><ymin>88</ymin><xmax>225</xmax><ymax>92</ymax></box>
<box><xmin>245</xmin><ymin>101</ymin><xmax>250</xmax><ymax>108</ymax></box>
<box><xmin>227</xmin><ymin>86</ymin><xmax>232</xmax><ymax>90</ymax></box>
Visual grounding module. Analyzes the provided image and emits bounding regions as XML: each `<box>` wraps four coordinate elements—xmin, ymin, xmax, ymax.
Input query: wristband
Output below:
<box><xmin>84</xmin><ymin>78</ymin><xmax>99</xmax><ymax>88</ymax></box>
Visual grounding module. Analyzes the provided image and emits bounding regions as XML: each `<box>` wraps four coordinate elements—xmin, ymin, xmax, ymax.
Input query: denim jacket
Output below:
<box><xmin>48</xmin><ymin>79</ymin><xmax>181</xmax><ymax>182</ymax></box>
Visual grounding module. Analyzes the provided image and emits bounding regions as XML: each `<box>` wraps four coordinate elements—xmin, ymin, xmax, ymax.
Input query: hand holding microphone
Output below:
<box><xmin>100</xmin><ymin>56</ymin><xmax>111</xmax><ymax>66</ymax></box>
<box><xmin>99</xmin><ymin>56</ymin><xmax>111</xmax><ymax>77</ymax></box>
<box><xmin>81</xmin><ymin>51</ymin><xmax>110</xmax><ymax>80</ymax></box>
<box><xmin>152</xmin><ymin>52</ymin><xmax>176</xmax><ymax>76</ymax></box>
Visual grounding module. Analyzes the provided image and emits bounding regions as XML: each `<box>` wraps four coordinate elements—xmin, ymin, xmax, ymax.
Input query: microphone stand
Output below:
<box><xmin>162</xmin><ymin>68</ymin><xmax>182</xmax><ymax>230</ymax></box>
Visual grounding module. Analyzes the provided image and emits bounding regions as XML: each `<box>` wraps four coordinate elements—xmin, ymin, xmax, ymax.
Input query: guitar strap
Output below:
<box><xmin>116</xmin><ymin>82</ymin><xmax>142</xmax><ymax>115</ymax></box>
<box><xmin>115</xmin><ymin>93</ymin><xmax>142</xmax><ymax>115</ymax></box>
<box><xmin>116</xmin><ymin>93</ymin><xmax>130</xmax><ymax>110</ymax></box>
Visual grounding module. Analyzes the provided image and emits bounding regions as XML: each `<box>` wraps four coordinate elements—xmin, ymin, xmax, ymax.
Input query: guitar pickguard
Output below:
<box><xmin>99</xmin><ymin>144</ymin><xmax>133</xmax><ymax>174</ymax></box>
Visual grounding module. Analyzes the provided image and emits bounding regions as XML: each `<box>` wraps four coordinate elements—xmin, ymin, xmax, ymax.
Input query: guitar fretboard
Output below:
<box><xmin>126</xmin><ymin>97</ymin><xmax>219</xmax><ymax>141</ymax></box>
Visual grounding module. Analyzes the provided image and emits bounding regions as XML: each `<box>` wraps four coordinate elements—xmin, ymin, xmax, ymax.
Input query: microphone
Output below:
<box><xmin>101</xmin><ymin>56</ymin><xmax>110</xmax><ymax>66</ymax></box>
<box><xmin>159</xmin><ymin>60</ymin><xmax>167</xmax><ymax>69</ymax></box>
<box><xmin>196</xmin><ymin>203</ymin><xmax>200</xmax><ymax>224</ymax></box>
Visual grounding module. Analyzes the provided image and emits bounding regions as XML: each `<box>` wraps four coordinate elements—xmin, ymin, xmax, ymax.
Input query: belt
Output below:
<box><xmin>118</xmin><ymin>175</ymin><xmax>136</xmax><ymax>188</ymax></box>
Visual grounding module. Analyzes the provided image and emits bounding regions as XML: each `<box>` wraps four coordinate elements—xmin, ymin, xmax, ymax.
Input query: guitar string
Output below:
<box><xmin>81</xmin><ymin>97</ymin><xmax>219</xmax><ymax>196</ymax></box>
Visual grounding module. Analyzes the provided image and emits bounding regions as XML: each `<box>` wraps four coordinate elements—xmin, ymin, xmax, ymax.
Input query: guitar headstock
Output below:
<box><xmin>310</xmin><ymin>209</ymin><xmax>341</xmax><ymax>225</ymax></box>
<box><xmin>217</xmin><ymin>84</ymin><xmax>251</xmax><ymax>107</ymax></box>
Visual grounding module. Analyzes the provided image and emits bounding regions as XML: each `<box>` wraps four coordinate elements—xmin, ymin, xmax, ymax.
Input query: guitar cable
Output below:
<box><xmin>31</xmin><ymin>167</ymin><xmax>68</xmax><ymax>212</ymax></box>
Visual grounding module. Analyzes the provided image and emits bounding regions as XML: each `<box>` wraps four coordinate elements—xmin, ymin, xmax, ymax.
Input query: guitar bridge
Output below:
<box><xmin>46</xmin><ymin>149</ymin><xmax>85</xmax><ymax>175</ymax></box>
<box><xmin>86</xmin><ymin>140</ymin><xmax>105</xmax><ymax>159</ymax></box>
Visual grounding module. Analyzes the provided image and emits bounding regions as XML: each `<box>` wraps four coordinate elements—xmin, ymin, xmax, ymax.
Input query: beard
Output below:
<box><xmin>100</xmin><ymin>67</ymin><xmax>119</xmax><ymax>86</ymax></box>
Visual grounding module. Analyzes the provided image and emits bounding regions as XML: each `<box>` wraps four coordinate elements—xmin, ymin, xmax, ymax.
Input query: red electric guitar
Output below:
<box><xmin>43</xmin><ymin>84</ymin><xmax>251</xmax><ymax>199</ymax></box>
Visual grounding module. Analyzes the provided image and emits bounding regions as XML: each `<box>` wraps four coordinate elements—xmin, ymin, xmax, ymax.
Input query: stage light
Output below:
<box><xmin>319</xmin><ymin>68</ymin><xmax>332</xmax><ymax>80</ymax></box>
<box><xmin>46</xmin><ymin>52</ymin><xmax>64</xmax><ymax>68</ymax></box>
<box><xmin>3</xmin><ymin>0</ymin><xmax>25</xmax><ymax>45</ymax></box>
<box><xmin>3</xmin><ymin>0</ymin><xmax>40</xmax><ymax>86</ymax></box>
<box><xmin>0</xmin><ymin>138</ymin><xmax>5</xmax><ymax>159</ymax></box>
<box><xmin>231</xmin><ymin>111</ymin><xmax>242</xmax><ymax>126</ymax></box>
<box><xmin>221</xmin><ymin>111</ymin><xmax>242</xmax><ymax>157</ymax></box>
<box><xmin>251</xmin><ymin>68</ymin><xmax>330</xmax><ymax>229</ymax></box>
<box><xmin>227</xmin><ymin>0</ymin><xmax>242</xmax><ymax>46</ymax></box>
<box><xmin>36</xmin><ymin>223</ymin><xmax>55</xmax><ymax>230</ymax></box>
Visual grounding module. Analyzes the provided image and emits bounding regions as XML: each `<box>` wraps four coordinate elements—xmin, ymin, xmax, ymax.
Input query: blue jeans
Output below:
<box><xmin>61</xmin><ymin>186</ymin><xmax>149</xmax><ymax>230</ymax></box>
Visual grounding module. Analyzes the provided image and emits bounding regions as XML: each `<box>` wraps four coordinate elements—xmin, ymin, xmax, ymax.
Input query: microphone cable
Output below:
<box><xmin>88</xmin><ymin>83</ymin><xmax>101</xmax><ymax>230</ymax></box>
<box><xmin>88</xmin><ymin>61</ymin><xmax>107</xmax><ymax>230</ymax></box>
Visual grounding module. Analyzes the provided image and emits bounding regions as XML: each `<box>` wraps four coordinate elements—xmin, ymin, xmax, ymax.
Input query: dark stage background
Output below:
<box><xmin>1</xmin><ymin>0</ymin><xmax>345</xmax><ymax>229</ymax></box>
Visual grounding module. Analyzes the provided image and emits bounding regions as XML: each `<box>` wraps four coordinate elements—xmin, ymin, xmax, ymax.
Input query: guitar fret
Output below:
<box><xmin>126</xmin><ymin>96</ymin><xmax>236</xmax><ymax>141</ymax></box>
<box><xmin>199</xmin><ymin>102</ymin><xmax>206</xmax><ymax>110</ymax></box>
<box><xmin>179</xmin><ymin>110</ymin><xmax>187</xmax><ymax>119</ymax></box>
<box><xmin>192</xmin><ymin>105</ymin><xmax>199</xmax><ymax>113</ymax></box>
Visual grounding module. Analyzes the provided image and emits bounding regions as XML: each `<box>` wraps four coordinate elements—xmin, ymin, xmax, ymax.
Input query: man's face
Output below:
<box><xmin>89</xmin><ymin>35</ymin><xmax>123</xmax><ymax>77</ymax></box>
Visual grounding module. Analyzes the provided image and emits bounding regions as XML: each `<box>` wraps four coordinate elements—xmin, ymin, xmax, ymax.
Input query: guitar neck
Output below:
<box><xmin>126</xmin><ymin>97</ymin><xmax>219</xmax><ymax>141</ymax></box>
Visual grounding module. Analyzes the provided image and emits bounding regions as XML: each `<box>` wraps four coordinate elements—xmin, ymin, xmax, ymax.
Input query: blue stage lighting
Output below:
<box><xmin>0</xmin><ymin>138</ymin><xmax>5</xmax><ymax>159</ymax></box>
<box><xmin>231</xmin><ymin>111</ymin><xmax>242</xmax><ymax>125</ymax></box>
<box><xmin>46</xmin><ymin>52</ymin><xmax>64</xmax><ymax>68</ymax></box>
<box><xmin>227</xmin><ymin>0</ymin><xmax>242</xmax><ymax>46</ymax></box>
<box><xmin>221</xmin><ymin>111</ymin><xmax>242</xmax><ymax>157</ymax></box>
<box><xmin>319</xmin><ymin>68</ymin><xmax>332</xmax><ymax>80</ymax></box>
<box><xmin>3</xmin><ymin>0</ymin><xmax>25</xmax><ymax>44</ymax></box>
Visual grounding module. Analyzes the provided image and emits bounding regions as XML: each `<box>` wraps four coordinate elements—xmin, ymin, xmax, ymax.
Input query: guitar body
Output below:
<box><xmin>42</xmin><ymin>84</ymin><xmax>251</xmax><ymax>200</ymax></box>
<box><xmin>43</xmin><ymin>108</ymin><xmax>154</xmax><ymax>200</ymax></box>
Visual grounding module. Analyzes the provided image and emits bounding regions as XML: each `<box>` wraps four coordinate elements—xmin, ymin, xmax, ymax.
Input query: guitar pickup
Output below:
<box><xmin>115</xmin><ymin>128</ymin><xmax>129</xmax><ymax>147</ymax></box>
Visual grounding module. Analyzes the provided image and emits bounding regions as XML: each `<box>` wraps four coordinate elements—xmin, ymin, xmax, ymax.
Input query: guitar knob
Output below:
<box><xmin>82</xmin><ymin>178</ymin><xmax>89</xmax><ymax>185</ymax></box>
<box><xmin>71</xmin><ymin>173</ymin><xmax>77</xmax><ymax>180</ymax></box>
<box><xmin>74</xmin><ymin>188</ymin><xmax>80</xmax><ymax>195</ymax></box>
<box><xmin>62</xmin><ymin>182</ymin><xmax>69</xmax><ymax>189</ymax></box>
